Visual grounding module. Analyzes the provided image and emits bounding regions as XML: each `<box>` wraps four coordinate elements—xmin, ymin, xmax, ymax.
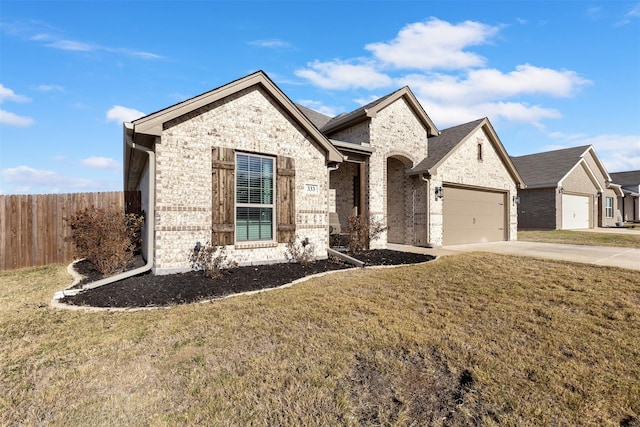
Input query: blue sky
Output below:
<box><xmin>1</xmin><ymin>0</ymin><xmax>639</xmax><ymax>194</ymax></box>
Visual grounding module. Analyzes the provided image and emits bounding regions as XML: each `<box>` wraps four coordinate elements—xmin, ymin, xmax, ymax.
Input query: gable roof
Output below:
<box><xmin>610</xmin><ymin>170</ymin><xmax>640</xmax><ymax>186</ymax></box>
<box><xmin>319</xmin><ymin>86</ymin><xmax>439</xmax><ymax>137</ymax></box>
<box><xmin>295</xmin><ymin>103</ymin><xmax>333</xmax><ymax>129</ymax></box>
<box><xmin>510</xmin><ymin>145</ymin><xmax>621</xmax><ymax>196</ymax></box>
<box><xmin>409</xmin><ymin>117</ymin><xmax>524</xmax><ymax>187</ymax></box>
<box><xmin>511</xmin><ymin>145</ymin><xmax>591</xmax><ymax>188</ymax></box>
<box><xmin>126</xmin><ymin>70</ymin><xmax>343</xmax><ymax>164</ymax></box>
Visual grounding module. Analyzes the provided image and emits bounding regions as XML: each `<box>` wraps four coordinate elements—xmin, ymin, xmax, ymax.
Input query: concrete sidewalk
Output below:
<box><xmin>388</xmin><ymin>241</ymin><xmax>640</xmax><ymax>271</ymax></box>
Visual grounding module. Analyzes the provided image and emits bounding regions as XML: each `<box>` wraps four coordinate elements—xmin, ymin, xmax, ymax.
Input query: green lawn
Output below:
<box><xmin>1</xmin><ymin>254</ymin><xmax>639</xmax><ymax>426</ymax></box>
<box><xmin>519</xmin><ymin>229</ymin><xmax>640</xmax><ymax>249</ymax></box>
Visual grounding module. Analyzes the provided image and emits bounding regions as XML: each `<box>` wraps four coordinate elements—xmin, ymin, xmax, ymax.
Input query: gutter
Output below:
<box><xmin>55</xmin><ymin>125</ymin><xmax>155</xmax><ymax>297</ymax></box>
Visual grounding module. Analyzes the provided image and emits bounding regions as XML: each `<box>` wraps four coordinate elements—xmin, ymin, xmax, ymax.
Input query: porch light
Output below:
<box><xmin>513</xmin><ymin>196</ymin><xmax>520</xmax><ymax>205</ymax></box>
<box><xmin>194</xmin><ymin>241</ymin><xmax>201</xmax><ymax>253</ymax></box>
<box><xmin>435</xmin><ymin>186</ymin><xmax>444</xmax><ymax>200</ymax></box>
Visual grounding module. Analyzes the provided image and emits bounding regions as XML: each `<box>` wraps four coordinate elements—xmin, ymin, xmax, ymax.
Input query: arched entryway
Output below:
<box><xmin>386</xmin><ymin>155</ymin><xmax>413</xmax><ymax>244</ymax></box>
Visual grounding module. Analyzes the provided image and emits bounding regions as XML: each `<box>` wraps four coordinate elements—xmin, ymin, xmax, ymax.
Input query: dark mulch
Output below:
<box><xmin>60</xmin><ymin>250</ymin><xmax>435</xmax><ymax>309</ymax></box>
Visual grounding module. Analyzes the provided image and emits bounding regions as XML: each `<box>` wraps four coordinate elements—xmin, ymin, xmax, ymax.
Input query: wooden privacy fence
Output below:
<box><xmin>0</xmin><ymin>191</ymin><xmax>141</xmax><ymax>271</ymax></box>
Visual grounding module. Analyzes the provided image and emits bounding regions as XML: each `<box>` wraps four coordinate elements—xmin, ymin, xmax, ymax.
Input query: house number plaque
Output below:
<box><xmin>304</xmin><ymin>183</ymin><xmax>320</xmax><ymax>195</ymax></box>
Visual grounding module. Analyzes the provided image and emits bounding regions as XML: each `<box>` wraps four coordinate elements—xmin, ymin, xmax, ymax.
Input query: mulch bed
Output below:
<box><xmin>60</xmin><ymin>250</ymin><xmax>435</xmax><ymax>308</ymax></box>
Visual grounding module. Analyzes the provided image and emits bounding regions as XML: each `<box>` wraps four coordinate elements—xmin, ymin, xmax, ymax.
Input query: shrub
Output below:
<box><xmin>285</xmin><ymin>236</ymin><xmax>316</xmax><ymax>266</ymax></box>
<box><xmin>189</xmin><ymin>241</ymin><xmax>237</xmax><ymax>279</ymax></box>
<box><xmin>345</xmin><ymin>214</ymin><xmax>387</xmax><ymax>253</ymax></box>
<box><xmin>68</xmin><ymin>207</ymin><xmax>144</xmax><ymax>276</ymax></box>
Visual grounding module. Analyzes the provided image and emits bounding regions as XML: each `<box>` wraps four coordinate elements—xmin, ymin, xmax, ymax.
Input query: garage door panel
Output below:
<box><xmin>561</xmin><ymin>194</ymin><xmax>590</xmax><ymax>229</ymax></box>
<box><xmin>443</xmin><ymin>186</ymin><xmax>506</xmax><ymax>245</ymax></box>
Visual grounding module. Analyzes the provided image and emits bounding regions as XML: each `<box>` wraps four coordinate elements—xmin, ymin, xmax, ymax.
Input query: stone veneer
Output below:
<box><xmin>150</xmin><ymin>86</ymin><xmax>331</xmax><ymax>274</ymax></box>
<box><xmin>427</xmin><ymin>127</ymin><xmax>519</xmax><ymax>246</ymax></box>
<box><xmin>330</xmin><ymin>97</ymin><xmax>430</xmax><ymax>249</ymax></box>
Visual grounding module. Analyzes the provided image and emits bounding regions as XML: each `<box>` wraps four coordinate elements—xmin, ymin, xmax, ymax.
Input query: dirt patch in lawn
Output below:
<box><xmin>60</xmin><ymin>250</ymin><xmax>435</xmax><ymax>308</ymax></box>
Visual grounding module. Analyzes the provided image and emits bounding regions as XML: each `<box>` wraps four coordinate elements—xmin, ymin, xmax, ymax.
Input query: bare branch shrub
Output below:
<box><xmin>345</xmin><ymin>214</ymin><xmax>387</xmax><ymax>253</ymax></box>
<box><xmin>68</xmin><ymin>207</ymin><xmax>144</xmax><ymax>275</ymax></box>
<box><xmin>189</xmin><ymin>242</ymin><xmax>237</xmax><ymax>279</ymax></box>
<box><xmin>285</xmin><ymin>236</ymin><xmax>316</xmax><ymax>266</ymax></box>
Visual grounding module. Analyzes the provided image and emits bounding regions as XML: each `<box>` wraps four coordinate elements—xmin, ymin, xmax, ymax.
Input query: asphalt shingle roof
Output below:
<box><xmin>410</xmin><ymin>118</ymin><xmax>485</xmax><ymax>174</ymax></box>
<box><xmin>610</xmin><ymin>170</ymin><xmax>640</xmax><ymax>186</ymax></box>
<box><xmin>295</xmin><ymin>104</ymin><xmax>333</xmax><ymax>130</ymax></box>
<box><xmin>510</xmin><ymin>145</ymin><xmax>591</xmax><ymax>188</ymax></box>
<box><xmin>319</xmin><ymin>90</ymin><xmax>400</xmax><ymax>133</ymax></box>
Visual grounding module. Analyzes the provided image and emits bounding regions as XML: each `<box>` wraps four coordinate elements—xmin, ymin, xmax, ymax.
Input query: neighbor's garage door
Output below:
<box><xmin>443</xmin><ymin>186</ymin><xmax>506</xmax><ymax>245</ymax></box>
<box><xmin>561</xmin><ymin>194</ymin><xmax>590</xmax><ymax>229</ymax></box>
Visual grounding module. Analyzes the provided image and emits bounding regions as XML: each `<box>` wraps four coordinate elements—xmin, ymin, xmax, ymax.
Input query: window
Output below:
<box><xmin>605</xmin><ymin>197</ymin><xmax>613</xmax><ymax>218</ymax></box>
<box><xmin>477</xmin><ymin>139</ymin><xmax>483</xmax><ymax>161</ymax></box>
<box><xmin>235</xmin><ymin>153</ymin><xmax>274</xmax><ymax>241</ymax></box>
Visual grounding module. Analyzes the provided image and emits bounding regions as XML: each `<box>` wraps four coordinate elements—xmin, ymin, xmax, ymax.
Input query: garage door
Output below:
<box><xmin>443</xmin><ymin>186</ymin><xmax>506</xmax><ymax>245</ymax></box>
<box><xmin>561</xmin><ymin>194</ymin><xmax>590</xmax><ymax>229</ymax></box>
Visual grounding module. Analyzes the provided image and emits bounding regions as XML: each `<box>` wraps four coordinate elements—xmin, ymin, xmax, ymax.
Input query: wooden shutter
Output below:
<box><xmin>212</xmin><ymin>147</ymin><xmax>235</xmax><ymax>245</ymax></box>
<box><xmin>277</xmin><ymin>156</ymin><xmax>296</xmax><ymax>243</ymax></box>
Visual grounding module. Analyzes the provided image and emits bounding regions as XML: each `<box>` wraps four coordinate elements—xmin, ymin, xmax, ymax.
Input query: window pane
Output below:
<box><xmin>235</xmin><ymin>154</ymin><xmax>274</xmax><ymax>242</ymax></box>
<box><xmin>236</xmin><ymin>207</ymin><xmax>248</xmax><ymax>241</ymax></box>
<box><xmin>260</xmin><ymin>208</ymin><xmax>273</xmax><ymax>239</ymax></box>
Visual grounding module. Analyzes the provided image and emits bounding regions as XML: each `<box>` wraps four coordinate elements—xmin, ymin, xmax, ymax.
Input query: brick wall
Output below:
<box><xmin>367</xmin><ymin>97</ymin><xmax>430</xmax><ymax>248</ymax></box>
<box><xmin>329</xmin><ymin>161</ymin><xmax>359</xmax><ymax>231</ymax></box>
<box><xmin>429</xmin><ymin>126</ymin><xmax>519</xmax><ymax>246</ymax></box>
<box><xmin>152</xmin><ymin>86</ymin><xmax>330</xmax><ymax>273</ymax></box>
<box><xmin>517</xmin><ymin>188</ymin><xmax>557</xmax><ymax>229</ymax></box>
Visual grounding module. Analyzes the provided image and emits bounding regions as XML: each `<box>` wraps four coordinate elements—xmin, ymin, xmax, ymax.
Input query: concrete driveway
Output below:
<box><xmin>388</xmin><ymin>241</ymin><xmax>640</xmax><ymax>271</ymax></box>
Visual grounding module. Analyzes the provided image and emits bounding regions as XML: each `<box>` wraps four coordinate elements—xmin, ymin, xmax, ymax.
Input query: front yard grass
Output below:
<box><xmin>1</xmin><ymin>253</ymin><xmax>639</xmax><ymax>426</ymax></box>
<box><xmin>519</xmin><ymin>229</ymin><xmax>640</xmax><ymax>248</ymax></box>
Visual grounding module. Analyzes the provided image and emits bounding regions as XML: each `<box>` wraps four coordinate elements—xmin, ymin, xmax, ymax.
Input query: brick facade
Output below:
<box><xmin>151</xmin><ymin>86</ymin><xmax>331</xmax><ymax>274</ymax></box>
<box><xmin>428</xmin><ymin>127</ymin><xmax>519</xmax><ymax>246</ymax></box>
<box><xmin>127</xmin><ymin>72</ymin><xmax>523</xmax><ymax>274</ymax></box>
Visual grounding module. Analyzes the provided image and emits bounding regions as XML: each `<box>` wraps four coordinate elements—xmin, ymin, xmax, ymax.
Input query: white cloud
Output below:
<box><xmin>106</xmin><ymin>105</ymin><xmax>145</xmax><ymax>123</ymax></box>
<box><xmin>47</xmin><ymin>39</ymin><xmax>94</xmax><ymax>51</ymax></box>
<box><xmin>5</xmin><ymin>21</ymin><xmax>164</xmax><ymax>60</ymax></box>
<box><xmin>0</xmin><ymin>84</ymin><xmax>30</xmax><ymax>103</ymax></box>
<box><xmin>249</xmin><ymin>39</ymin><xmax>292</xmax><ymax>48</ymax></box>
<box><xmin>417</xmin><ymin>99</ymin><xmax>561</xmax><ymax>129</ymax></box>
<box><xmin>81</xmin><ymin>156</ymin><xmax>120</xmax><ymax>171</ymax></box>
<box><xmin>0</xmin><ymin>109</ymin><xmax>34</xmax><ymax>127</ymax></box>
<box><xmin>295</xmin><ymin>60</ymin><xmax>393</xmax><ymax>90</ymax></box>
<box><xmin>365</xmin><ymin>18</ymin><xmax>500</xmax><ymax>70</ymax></box>
<box><xmin>617</xmin><ymin>3</ymin><xmax>640</xmax><ymax>25</ymax></box>
<box><xmin>35</xmin><ymin>84</ymin><xmax>64</xmax><ymax>92</ymax></box>
<box><xmin>296</xmin><ymin>17</ymin><xmax>590</xmax><ymax>131</ymax></box>
<box><xmin>297</xmin><ymin>99</ymin><xmax>338</xmax><ymax>117</ymax></box>
<box><xmin>400</xmin><ymin>65</ymin><xmax>590</xmax><ymax>105</ymax></box>
<box><xmin>1</xmin><ymin>165</ymin><xmax>98</xmax><ymax>194</ymax></box>
<box><xmin>627</xmin><ymin>3</ymin><xmax>640</xmax><ymax>18</ymax></box>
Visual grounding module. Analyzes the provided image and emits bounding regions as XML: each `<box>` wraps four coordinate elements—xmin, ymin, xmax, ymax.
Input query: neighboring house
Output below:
<box><xmin>610</xmin><ymin>170</ymin><xmax>640</xmax><ymax>222</ymax></box>
<box><xmin>511</xmin><ymin>146</ymin><xmax>624</xmax><ymax>230</ymax></box>
<box><xmin>124</xmin><ymin>70</ymin><xmax>524</xmax><ymax>274</ymax></box>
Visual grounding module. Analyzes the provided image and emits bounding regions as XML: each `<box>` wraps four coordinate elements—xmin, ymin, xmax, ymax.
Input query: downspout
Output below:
<box><xmin>58</xmin><ymin>125</ymin><xmax>155</xmax><ymax>296</ymax></box>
